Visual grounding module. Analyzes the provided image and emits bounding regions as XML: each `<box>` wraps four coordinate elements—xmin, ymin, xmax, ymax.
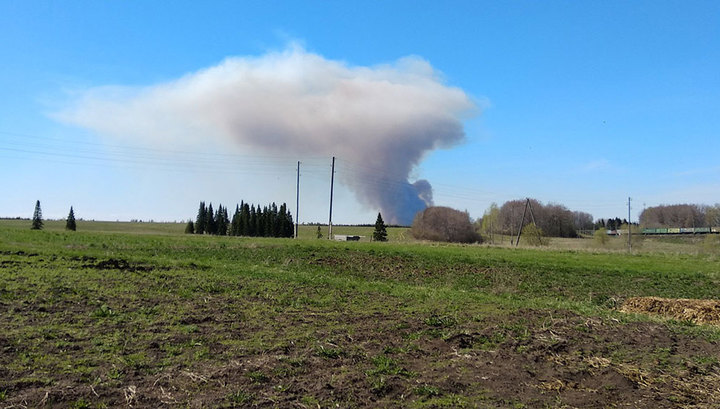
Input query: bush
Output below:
<box><xmin>411</xmin><ymin>207</ymin><xmax>481</xmax><ymax>243</ymax></box>
<box><xmin>520</xmin><ymin>223</ymin><xmax>548</xmax><ymax>246</ymax></box>
<box><xmin>593</xmin><ymin>229</ymin><xmax>608</xmax><ymax>246</ymax></box>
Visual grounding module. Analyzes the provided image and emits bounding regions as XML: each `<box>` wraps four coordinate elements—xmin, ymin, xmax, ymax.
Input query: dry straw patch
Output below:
<box><xmin>621</xmin><ymin>296</ymin><xmax>720</xmax><ymax>325</ymax></box>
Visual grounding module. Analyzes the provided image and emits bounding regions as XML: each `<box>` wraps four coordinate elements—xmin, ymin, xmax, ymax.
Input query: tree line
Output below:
<box><xmin>639</xmin><ymin>204</ymin><xmax>720</xmax><ymax>228</ymax></box>
<box><xmin>188</xmin><ymin>201</ymin><xmax>294</xmax><ymax>238</ymax></box>
<box><xmin>479</xmin><ymin>199</ymin><xmax>595</xmax><ymax>240</ymax></box>
<box><xmin>593</xmin><ymin>217</ymin><xmax>635</xmax><ymax>231</ymax></box>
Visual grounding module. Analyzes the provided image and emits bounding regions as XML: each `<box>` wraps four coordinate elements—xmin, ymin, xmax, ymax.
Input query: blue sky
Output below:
<box><xmin>1</xmin><ymin>1</ymin><xmax>718</xmax><ymax>224</ymax></box>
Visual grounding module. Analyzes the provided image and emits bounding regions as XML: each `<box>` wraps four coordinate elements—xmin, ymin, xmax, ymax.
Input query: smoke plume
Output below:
<box><xmin>57</xmin><ymin>45</ymin><xmax>478</xmax><ymax>225</ymax></box>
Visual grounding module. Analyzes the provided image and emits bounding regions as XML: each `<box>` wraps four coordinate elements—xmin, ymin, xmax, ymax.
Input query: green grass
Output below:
<box><xmin>2</xmin><ymin>223</ymin><xmax>718</xmax><ymax>311</ymax></box>
<box><xmin>1</xmin><ymin>222</ymin><xmax>719</xmax><ymax>407</ymax></box>
<box><xmin>0</xmin><ymin>218</ymin><xmax>413</xmax><ymax>240</ymax></box>
<box><xmin>0</xmin><ymin>218</ymin><xmax>185</xmax><ymax>234</ymax></box>
<box><xmin>296</xmin><ymin>224</ymin><xmax>412</xmax><ymax>241</ymax></box>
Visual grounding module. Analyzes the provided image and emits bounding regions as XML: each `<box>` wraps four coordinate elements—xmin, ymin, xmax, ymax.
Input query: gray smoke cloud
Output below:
<box><xmin>56</xmin><ymin>45</ymin><xmax>478</xmax><ymax>225</ymax></box>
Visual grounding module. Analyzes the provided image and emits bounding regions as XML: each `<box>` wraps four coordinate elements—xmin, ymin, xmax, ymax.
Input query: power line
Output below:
<box><xmin>1</xmin><ymin>129</ymin><xmax>624</xmax><ymax>218</ymax></box>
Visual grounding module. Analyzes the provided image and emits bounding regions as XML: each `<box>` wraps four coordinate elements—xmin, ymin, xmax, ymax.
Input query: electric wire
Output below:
<box><xmin>1</xmin><ymin>129</ymin><xmax>624</xmax><ymax>213</ymax></box>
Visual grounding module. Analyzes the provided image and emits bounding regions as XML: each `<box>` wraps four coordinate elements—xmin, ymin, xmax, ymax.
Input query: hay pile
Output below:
<box><xmin>621</xmin><ymin>296</ymin><xmax>720</xmax><ymax>325</ymax></box>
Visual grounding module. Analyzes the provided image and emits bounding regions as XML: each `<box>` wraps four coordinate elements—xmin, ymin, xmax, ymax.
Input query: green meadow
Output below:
<box><xmin>1</xmin><ymin>221</ymin><xmax>718</xmax><ymax>408</ymax></box>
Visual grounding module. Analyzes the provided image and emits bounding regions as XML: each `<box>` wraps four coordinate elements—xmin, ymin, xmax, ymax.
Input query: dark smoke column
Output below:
<box><xmin>385</xmin><ymin>179</ymin><xmax>433</xmax><ymax>226</ymax></box>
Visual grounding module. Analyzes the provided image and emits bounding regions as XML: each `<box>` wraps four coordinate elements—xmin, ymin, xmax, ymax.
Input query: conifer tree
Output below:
<box><xmin>269</xmin><ymin>203</ymin><xmax>279</xmax><ymax>236</ymax></box>
<box><xmin>218</xmin><ymin>205</ymin><xmax>230</xmax><ymax>235</ymax></box>
<box><xmin>316</xmin><ymin>225</ymin><xmax>323</xmax><ymax>239</ymax></box>
<box><xmin>257</xmin><ymin>206</ymin><xmax>266</xmax><ymax>237</ymax></box>
<box><xmin>249</xmin><ymin>205</ymin><xmax>257</xmax><ymax>237</ymax></box>
<box><xmin>195</xmin><ymin>202</ymin><xmax>206</xmax><ymax>234</ymax></box>
<box><xmin>373</xmin><ymin>212</ymin><xmax>388</xmax><ymax>241</ymax></box>
<box><xmin>31</xmin><ymin>200</ymin><xmax>43</xmax><ymax>230</ymax></box>
<box><xmin>65</xmin><ymin>206</ymin><xmax>77</xmax><ymax>231</ymax></box>
<box><xmin>284</xmin><ymin>209</ymin><xmax>294</xmax><ymax>238</ymax></box>
<box><xmin>230</xmin><ymin>205</ymin><xmax>241</xmax><ymax>236</ymax></box>
<box><xmin>185</xmin><ymin>220</ymin><xmax>195</xmax><ymax>234</ymax></box>
<box><xmin>240</xmin><ymin>203</ymin><xmax>250</xmax><ymax>236</ymax></box>
<box><xmin>278</xmin><ymin>204</ymin><xmax>290</xmax><ymax>238</ymax></box>
<box><xmin>206</xmin><ymin>203</ymin><xmax>216</xmax><ymax>235</ymax></box>
<box><xmin>214</xmin><ymin>205</ymin><xmax>224</xmax><ymax>235</ymax></box>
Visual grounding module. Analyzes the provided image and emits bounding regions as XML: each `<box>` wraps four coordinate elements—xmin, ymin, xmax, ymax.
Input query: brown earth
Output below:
<box><xmin>3</xmin><ymin>302</ymin><xmax>719</xmax><ymax>408</ymax></box>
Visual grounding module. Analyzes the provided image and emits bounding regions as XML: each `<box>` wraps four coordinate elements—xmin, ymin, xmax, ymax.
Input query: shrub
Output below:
<box><xmin>520</xmin><ymin>223</ymin><xmax>548</xmax><ymax>246</ymax></box>
<box><xmin>593</xmin><ymin>229</ymin><xmax>608</xmax><ymax>246</ymax></box>
<box><xmin>411</xmin><ymin>207</ymin><xmax>481</xmax><ymax>243</ymax></box>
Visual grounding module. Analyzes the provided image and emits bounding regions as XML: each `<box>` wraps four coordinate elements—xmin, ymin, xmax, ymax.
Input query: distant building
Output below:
<box><xmin>334</xmin><ymin>235</ymin><xmax>361</xmax><ymax>241</ymax></box>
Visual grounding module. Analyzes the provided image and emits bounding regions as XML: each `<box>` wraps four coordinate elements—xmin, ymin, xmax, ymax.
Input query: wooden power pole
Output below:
<box><xmin>515</xmin><ymin>198</ymin><xmax>539</xmax><ymax>246</ymax></box>
<box><xmin>628</xmin><ymin>197</ymin><xmax>632</xmax><ymax>252</ymax></box>
<box><xmin>328</xmin><ymin>156</ymin><xmax>335</xmax><ymax>240</ymax></box>
<box><xmin>295</xmin><ymin>161</ymin><xmax>300</xmax><ymax>239</ymax></box>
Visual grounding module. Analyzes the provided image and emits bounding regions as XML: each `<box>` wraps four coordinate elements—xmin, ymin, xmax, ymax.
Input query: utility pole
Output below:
<box><xmin>514</xmin><ymin>198</ymin><xmax>539</xmax><ymax>247</ymax></box>
<box><xmin>514</xmin><ymin>199</ymin><xmax>529</xmax><ymax>246</ymax></box>
<box><xmin>328</xmin><ymin>156</ymin><xmax>335</xmax><ymax>240</ymax></box>
<box><xmin>295</xmin><ymin>161</ymin><xmax>300</xmax><ymax>239</ymax></box>
<box><xmin>628</xmin><ymin>197</ymin><xmax>632</xmax><ymax>252</ymax></box>
<box><xmin>528</xmin><ymin>199</ymin><xmax>538</xmax><ymax>226</ymax></box>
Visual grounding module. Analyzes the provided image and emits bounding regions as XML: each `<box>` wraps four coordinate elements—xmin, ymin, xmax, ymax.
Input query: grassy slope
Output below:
<box><xmin>1</xmin><ymin>224</ymin><xmax>719</xmax><ymax>407</ymax></box>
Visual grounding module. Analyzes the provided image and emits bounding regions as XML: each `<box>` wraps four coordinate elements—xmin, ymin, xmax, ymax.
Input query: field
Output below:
<box><xmin>0</xmin><ymin>220</ymin><xmax>405</xmax><ymax>241</ymax></box>
<box><xmin>1</xmin><ymin>222</ymin><xmax>720</xmax><ymax>408</ymax></box>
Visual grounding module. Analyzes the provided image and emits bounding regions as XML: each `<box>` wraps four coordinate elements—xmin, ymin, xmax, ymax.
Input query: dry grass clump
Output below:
<box><xmin>621</xmin><ymin>296</ymin><xmax>720</xmax><ymax>325</ymax></box>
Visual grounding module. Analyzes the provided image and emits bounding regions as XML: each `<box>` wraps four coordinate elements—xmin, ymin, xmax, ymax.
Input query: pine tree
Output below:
<box><xmin>249</xmin><ymin>205</ymin><xmax>257</xmax><ymax>237</ymax></box>
<box><xmin>257</xmin><ymin>206</ymin><xmax>266</xmax><ymax>237</ymax></box>
<box><xmin>240</xmin><ymin>203</ymin><xmax>250</xmax><ymax>236</ymax></box>
<box><xmin>214</xmin><ymin>204</ymin><xmax>226</xmax><ymax>235</ymax></box>
<box><xmin>31</xmin><ymin>200</ymin><xmax>43</xmax><ymax>230</ymax></box>
<box><xmin>284</xmin><ymin>209</ymin><xmax>294</xmax><ymax>238</ymax></box>
<box><xmin>195</xmin><ymin>202</ymin><xmax>206</xmax><ymax>234</ymax></box>
<box><xmin>219</xmin><ymin>205</ymin><xmax>230</xmax><ymax>235</ymax></box>
<box><xmin>206</xmin><ymin>203</ymin><xmax>216</xmax><ymax>235</ymax></box>
<box><xmin>230</xmin><ymin>205</ymin><xmax>241</xmax><ymax>236</ymax></box>
<box><xmin>373</xmin><ymin>212</ymin><xmax>388</xmax><ymax>242</ymax></box>
<box><xmin>278</xmin><ymin>204</ymin><xmax>294</xmax><ymax>238</ymax></box>
<box><xmin>185</xmin><ymin>220</ymin><xmax>195</xmax><ymax>234</ymax></box>
<box><xmin>316</xmin><ymin>225</ymin><xmax>323</xmax><ymax>239</ymax></box>
<box><xmin>65</xmin><ymin>206</ymin><xmax>77</xmax><ymax>231</ymax></box>
<box><xmin>270</xmin><ymin>202</ymin><xmax>279</xmax><ymax>237</ymax></box>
